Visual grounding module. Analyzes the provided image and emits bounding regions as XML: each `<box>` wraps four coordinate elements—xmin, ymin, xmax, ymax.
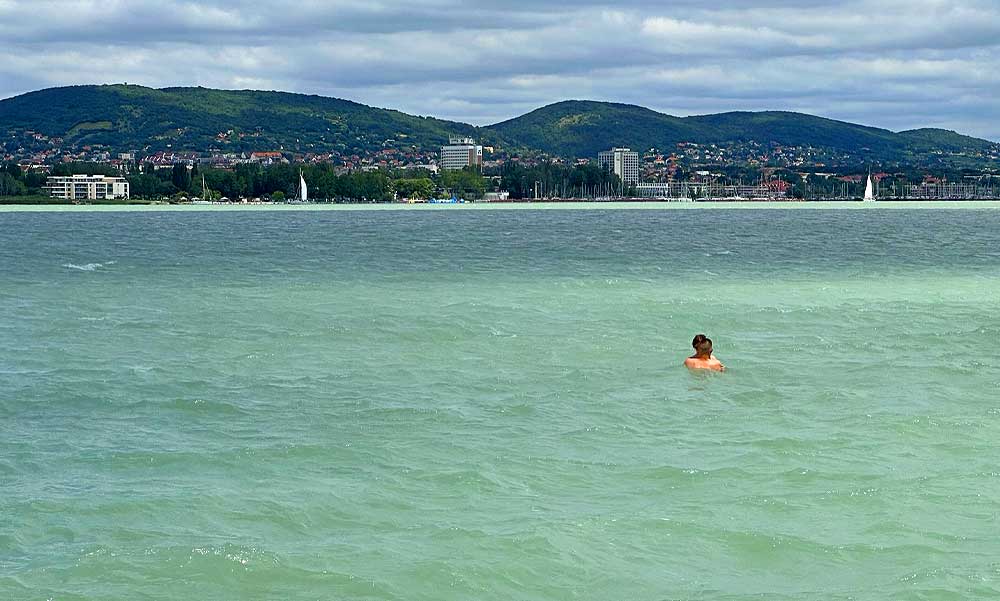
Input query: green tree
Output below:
<box><xmin>24</xmin><ymin>171</ymin><xmax>49</xmax><ymax>193</ymax></box>
<box><xmin>203</xmin><ymin>168</ymin><xmax>243</xmax><ymax>199</ymax></box>
<box><xmin>128</xmin><ymin>173</ymin><xmax>174</xmax><ymax>199</ymax></box>
<box><xmin>439</xmin><ymin>167</ymin><xmax>486</xmax><ymax>199</ymax></box>
<box><xmin>1</xmin><ymin>161</ymin><xmax>22</xmax><ymax>178</ymax></box>
<box><xmin>0</xmin><ymin>173</ymin><xmax>27</xmax><ymax>196</ymax></box>
<box><xmin>792</xmin><ymin>178</ymin><xmax>807</xmax><ymax>199</ymax></box>
<box><xmin>394</xmin><ymin>177</ymin><xmax>434</xmax><ymax>199</ymax></box>
<box><xmin>171</xmin><ymin>164</ymin><xmax>192</xmax><ymax>193</ymax></box>
<box><xmin>190</xmin><ymin>164</ymin><xmax>201</xmax><ymax>193</ymax></box>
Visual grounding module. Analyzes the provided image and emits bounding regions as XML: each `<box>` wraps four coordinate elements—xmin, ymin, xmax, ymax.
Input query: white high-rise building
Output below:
<box><xmin>440</xmin><ymin>137</ymin><xmax>483</xmax><ymax>170</ymax></box>
<box><xmin>598</xmin><ymin>147</ymin><xmax>639</xmax><ymax>185</ymax></box>
<box><xmin>45</xmin><ymin>174</ymin><xmax>130</xmax><ymax>201</ymax></box>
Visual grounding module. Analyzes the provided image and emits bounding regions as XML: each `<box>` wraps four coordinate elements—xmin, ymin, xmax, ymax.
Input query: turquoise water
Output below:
<box><xmin>3</xmin><ymin>205</ymin><xmax>1000</xmax><ymax>600</ymax></box>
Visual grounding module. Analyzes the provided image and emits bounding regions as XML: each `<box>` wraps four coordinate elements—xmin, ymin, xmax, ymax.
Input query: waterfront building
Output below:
<box><xmin>440</xmin><ymin>137</ymin><xmax>483</xmax><ymax>171</ymax></box>
<box><xmin>45</xmin><ymin>174</ymin><xmax>130</xmax><ymax>201</ymax></box>
<box><xmin>598</xmin><ymin>147</ymin><xmax>639</xmax><ymax>185</ymax></box>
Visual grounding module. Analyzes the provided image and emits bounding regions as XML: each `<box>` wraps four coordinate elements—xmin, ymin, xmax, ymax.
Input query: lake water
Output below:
<box><xmin>3</xmin><ymin>204</ymin><xmax>1000</xmax><ymax>600</ymax></box>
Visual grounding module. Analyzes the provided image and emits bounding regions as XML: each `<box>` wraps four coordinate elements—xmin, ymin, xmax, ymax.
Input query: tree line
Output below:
<box><xmin>0</xmin><ymin>159</ymin><xmax>626</xmax><ymax>201</ymax></box>
<box><xmin>7</xmin><ymin>159</ymin><xmax>987</xmax><ymax>202</ymax></box>
<box><xmin>0</xmin><ymin>161</ymin><xmax>493</xmax><ymax>202</ymax></box>
<box><xmin>134</xmin><ymin>162</ymin><xmax>502</xmax><ymax>201</ymax></box>
<box><xmin>496</xmin><ymin>161</ymin><xmax>626</xmax><ymax>199</ymax></box>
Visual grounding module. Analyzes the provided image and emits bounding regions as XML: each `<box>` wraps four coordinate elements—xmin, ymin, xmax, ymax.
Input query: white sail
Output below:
<box><xmin>299</xmin><ymin>172</ymin><xmax>308</xmax><ymax>202</ymax></box>
<box><xmin>863</xmin><ymin>173</ymin><xmax>875</xmax><ymax>202</ymax></box>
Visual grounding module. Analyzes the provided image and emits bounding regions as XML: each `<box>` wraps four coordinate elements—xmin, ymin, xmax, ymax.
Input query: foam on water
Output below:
<box><xmin>2</xmin><ymin>206</ymin><xmax>1000</xmax><ymax>600</ymax></box>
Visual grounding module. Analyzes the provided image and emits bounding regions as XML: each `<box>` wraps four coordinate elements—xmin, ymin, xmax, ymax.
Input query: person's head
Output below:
<box><xmin>692</xmin><ymin>334</ymin><xmax>713</xmax><ymax>357</ymax></box>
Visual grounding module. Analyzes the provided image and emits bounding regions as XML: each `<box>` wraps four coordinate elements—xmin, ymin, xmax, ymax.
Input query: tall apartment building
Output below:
<box><xmin>598</xmin><ymin>147</ymin><xmax>639</xmax><ymax>185</ymax></box>
<box><xmin>440</xmin><ymin>137</ymin><xmax>483</xmax><ymax>170</ymax></box>
<box><xmin>45</xmin><ymin>174</ymin><xmax>130</xmax><ymax>201</ymax></box>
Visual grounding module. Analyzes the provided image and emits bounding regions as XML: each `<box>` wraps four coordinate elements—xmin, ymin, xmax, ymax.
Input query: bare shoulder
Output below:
<box><xmin>685</xmin><ymin>357</ymin><xmax>725</xmax><ymax>372</ymax></box>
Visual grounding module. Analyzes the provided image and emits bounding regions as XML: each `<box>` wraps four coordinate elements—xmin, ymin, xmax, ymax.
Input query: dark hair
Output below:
<box><xmin>692</xmin><ymin>334</ymin><xmax>713</xmax><ymax>355</ymax></box>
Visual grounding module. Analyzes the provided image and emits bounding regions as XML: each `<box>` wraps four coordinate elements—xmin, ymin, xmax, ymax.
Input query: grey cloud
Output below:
<box><xmin>0</xmin><ymin>0</ymin><xmax>997</xmax><ymax>141</ymax></box>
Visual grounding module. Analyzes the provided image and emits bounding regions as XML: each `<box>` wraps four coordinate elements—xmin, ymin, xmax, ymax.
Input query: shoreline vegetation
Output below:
<box><xmin>3</xmin><ymin>161</ymin><xmax>999</xmax><ymax>205</ymax></box>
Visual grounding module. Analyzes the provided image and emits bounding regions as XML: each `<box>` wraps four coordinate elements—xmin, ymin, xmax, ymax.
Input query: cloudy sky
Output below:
<box><xmin>1</xmin><ymin>0</ymin><xmax>998</xmax><ymax>140</ymax></box>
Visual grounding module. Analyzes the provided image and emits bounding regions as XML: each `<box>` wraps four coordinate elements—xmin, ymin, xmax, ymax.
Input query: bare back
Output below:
<box><xmin>684</xmin><ymin>354</ymin><xmax>725</xmax><ymax>372</ymax></box>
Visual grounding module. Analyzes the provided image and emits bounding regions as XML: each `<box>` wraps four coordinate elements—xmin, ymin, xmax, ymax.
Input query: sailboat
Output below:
<box><xmin>289</xmin><ymin>170</ymin><xmax>308</xmax><ymax>203</ymax></box>
<box><xmin>863</xmin><ymin>169</ymin><xmax>876</xmax><ymax>202</ymax></box>
<box><xmin>192</xmin><ymin>173</ymin><xmax>213</xmax><ymax>204</ymax></box>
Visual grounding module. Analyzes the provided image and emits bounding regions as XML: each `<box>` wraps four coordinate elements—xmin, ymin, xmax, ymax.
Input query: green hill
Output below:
<box><xmin>1</xmin><ymin>86</ymin><xmax>996</xmax><ymax>169</ymax></box>
<box><xmin>896</xmin><ymin>128</ymin><xmax>995</xmax><ymax>153</ymax></box>
<box><xmin>482</xmin><ymin>100</ymin><xmax>703</xmax><ymax>158</ymax></box>
<box><xmin>684</xmin><ymin>111</ymin><xmax>900</xmax><ymax>152</ymax></box>
<box><xmin>0</xmin><ymin>84</ymin><xmax>475</xmax><ymax>154</ymax></box>
<box><xmin>486</xmin><ymin>101</ymin><xmax>997</xmax><ymax>165</ymax></box>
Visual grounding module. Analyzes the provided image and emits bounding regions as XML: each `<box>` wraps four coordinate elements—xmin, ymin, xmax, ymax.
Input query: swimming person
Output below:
<box><xmin>684</xmin><ymin>334</ymin><xmax>726</xmax><ymax>372</ymax></box>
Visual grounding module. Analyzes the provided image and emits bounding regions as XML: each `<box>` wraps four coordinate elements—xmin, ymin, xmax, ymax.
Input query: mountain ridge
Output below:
<box><xmin>1</xmin><ymin>85</ymin><xmax>996</xmax><ymax>169</ymax></box>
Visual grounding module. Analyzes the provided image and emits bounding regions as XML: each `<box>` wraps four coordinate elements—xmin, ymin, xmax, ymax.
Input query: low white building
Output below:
<box><xmin>400</xmin><ymin>163</ymin><xmax>440</xmax><ymax>174</ymax></box>
<box><xmin>45</xmin><ymin>174</ymin><xmax>130</xmax><ymax>201</ymax></box>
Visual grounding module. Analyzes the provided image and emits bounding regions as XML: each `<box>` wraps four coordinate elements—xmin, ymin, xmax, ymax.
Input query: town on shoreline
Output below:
<box><xmin>3</xmin><ymin>137</ymin><xmax>998</xmax><ymax>205</ymax></box>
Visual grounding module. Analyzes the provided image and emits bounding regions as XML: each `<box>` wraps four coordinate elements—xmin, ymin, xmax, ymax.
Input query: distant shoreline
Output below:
<box><xmin>4</xmin><ymin>197</ymin><xmax>1000</xmax><ymax>207</ymax></box>
<box><xmin>5</xmin><ymin>200</ymin><xmax>1000</xmax><ymax>212</ymax></box>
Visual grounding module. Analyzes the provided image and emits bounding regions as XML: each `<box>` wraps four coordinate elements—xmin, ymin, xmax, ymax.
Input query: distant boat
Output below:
<box><xmin>191</xmin><ymin>174</ymin><xmax>214</xmax><ymax>204</ymax></box>
<box><xmin>288</xmin><ymin>170</ymin><xmax>309</xmax><ymax>203</ymax></box>
<box><xmin>863</xmin><ymin>170</ymin><xmax>876</xmax><ymax>202</ymax></box>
